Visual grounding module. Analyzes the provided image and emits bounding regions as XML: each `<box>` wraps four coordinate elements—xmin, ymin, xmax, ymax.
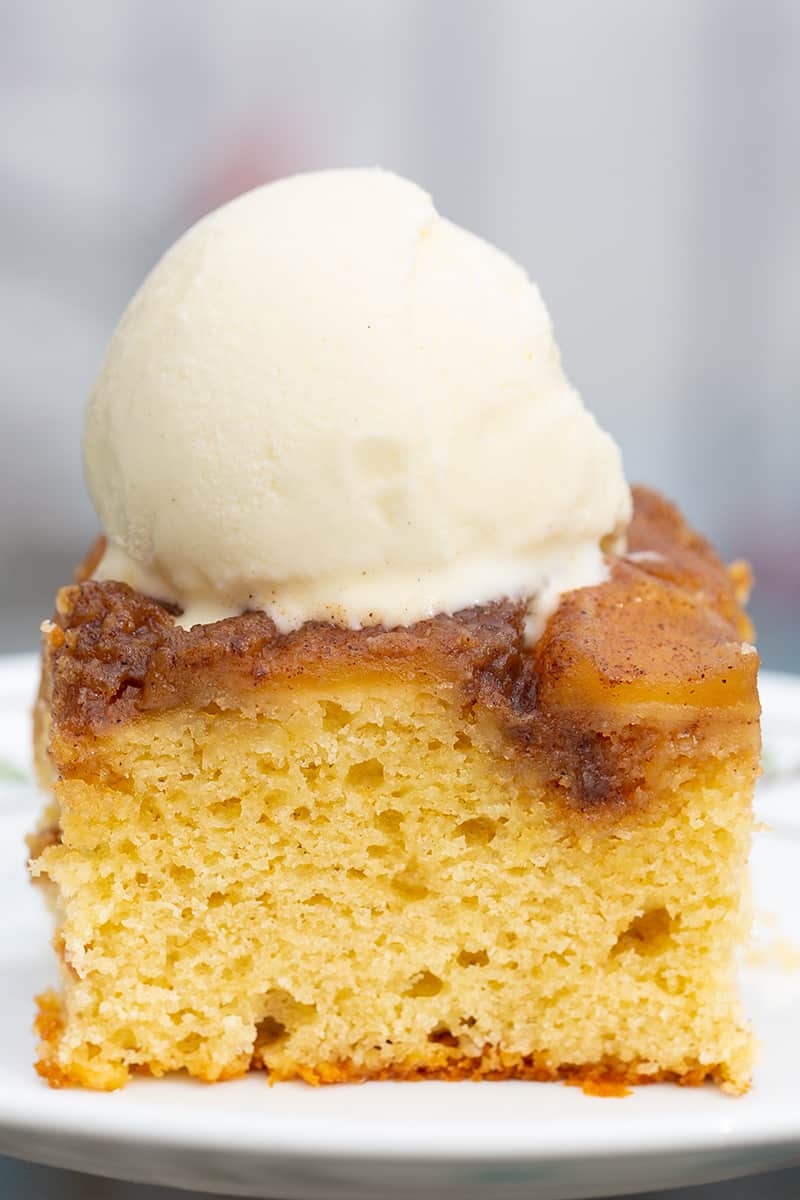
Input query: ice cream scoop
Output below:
<box><xmin>85</xmin><ymin>168</ymin><xmax>631</xmax><ymax>635</ymax></box>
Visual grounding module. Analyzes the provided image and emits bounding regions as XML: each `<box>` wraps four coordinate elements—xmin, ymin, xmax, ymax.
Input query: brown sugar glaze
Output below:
<box><xmin>41</xmin><ymin>487</ymin><xmax>760</xmax><ymax>814</ymax></box>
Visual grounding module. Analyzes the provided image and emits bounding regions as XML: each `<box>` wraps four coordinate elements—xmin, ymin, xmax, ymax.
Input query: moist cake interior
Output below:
<box><xmin>30</xmin><ymin>487</ymin><xmax>760</xmax><ymax>1092</ymax></box>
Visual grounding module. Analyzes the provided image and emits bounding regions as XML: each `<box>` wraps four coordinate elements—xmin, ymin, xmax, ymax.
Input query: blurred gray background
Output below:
<box><xmin>1</xmin><ymin>1</ymin><xmax>798</xmax><ymax>1197</ymax></box>
<box><xmin>1</xmin><ymin>0</ymin><xmax>798</xmax><ymax>668</ymax></box>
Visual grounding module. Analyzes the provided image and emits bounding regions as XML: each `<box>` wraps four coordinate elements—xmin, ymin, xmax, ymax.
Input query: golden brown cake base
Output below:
<box><xmin>29</xmin><ymin>488</ymin><xmax>760</xmax><ymax>1092</ymax></box>
<box><xmin>35</xmin><ymin>988</ymin><xmax>716</xmax><ymax>1098</ymax></box>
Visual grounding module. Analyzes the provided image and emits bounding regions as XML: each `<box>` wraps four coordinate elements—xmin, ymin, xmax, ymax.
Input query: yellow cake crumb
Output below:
<box><xmin>32</xmin><ymin>676</ymin><xmax>755</xmax><ymax>1092</ymax></box>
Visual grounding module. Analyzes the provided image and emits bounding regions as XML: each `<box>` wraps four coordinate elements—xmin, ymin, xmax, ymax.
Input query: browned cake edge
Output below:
<box><xmin>33</xmin><ymin>991</ymin><xmax>730</xmax><ymax>1096</ymax></box>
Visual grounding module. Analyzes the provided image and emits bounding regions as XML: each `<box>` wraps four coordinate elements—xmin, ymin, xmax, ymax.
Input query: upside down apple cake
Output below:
<box><xmin>30</xmin><ymin>488</ymin><xmax>759</xmax><ymax>1092</ymax></box>
<box><xmin>28</xmin><ymin>169</ymin><xmax>759</xmax><ymax>1093</ymax></box>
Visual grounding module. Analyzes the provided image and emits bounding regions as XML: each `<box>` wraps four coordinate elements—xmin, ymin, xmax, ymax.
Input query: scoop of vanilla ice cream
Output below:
<box><xmin>85</xmin><ymin>168</ymin><xmax>631</xmax><ymax>634</ymax></box>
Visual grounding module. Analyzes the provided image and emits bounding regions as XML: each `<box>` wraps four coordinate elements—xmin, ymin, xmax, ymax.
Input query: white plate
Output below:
<box><xmin>0</xmin><ymin>654</ymin><xmax>798</xmax><ymax>1200</ymax></box>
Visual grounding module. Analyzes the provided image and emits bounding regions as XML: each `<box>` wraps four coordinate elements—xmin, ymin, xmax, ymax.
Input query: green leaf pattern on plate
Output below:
<box><xmin>0</xmin><ymin>758</ymin><xmax>27</xmax><ymax>784</ymax></box>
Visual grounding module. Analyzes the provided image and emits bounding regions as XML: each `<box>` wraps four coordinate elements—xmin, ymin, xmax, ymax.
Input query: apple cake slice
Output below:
<box><xmin>30</xmin><ymin>488</ymin><xmax>759</xmax><ymax>1092</ymax></box>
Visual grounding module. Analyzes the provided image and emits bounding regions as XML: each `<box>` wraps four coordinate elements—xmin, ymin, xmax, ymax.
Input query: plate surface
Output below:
<box><xmin>1</xmin><ymin>654</ymin><xmax>799</xmax><ymax>1200</ymax></box>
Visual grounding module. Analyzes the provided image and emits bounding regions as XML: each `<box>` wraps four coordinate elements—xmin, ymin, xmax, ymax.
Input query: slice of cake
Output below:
<box><xmin>29</xmin><ymin>169</ymin><xmax>760</xmax><ymax>1092</ymax></box>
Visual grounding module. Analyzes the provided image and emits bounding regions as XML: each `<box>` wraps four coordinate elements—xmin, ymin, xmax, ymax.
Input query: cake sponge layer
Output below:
<box><xmin>32</xmin><ymin>674</ymin><xmax>755</xmax><ymax>1091</ymax></box>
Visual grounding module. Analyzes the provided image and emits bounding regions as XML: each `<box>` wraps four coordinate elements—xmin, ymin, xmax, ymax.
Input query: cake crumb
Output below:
<box><xmin>567</xmin><ymin>1077</ymin><xmax>632</xmax><ymax>1098</ymax></box>
<box><xmin>746</xmin><ymin>938</ymin><xmax>800</xmax><ymax>971</ymax></box>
